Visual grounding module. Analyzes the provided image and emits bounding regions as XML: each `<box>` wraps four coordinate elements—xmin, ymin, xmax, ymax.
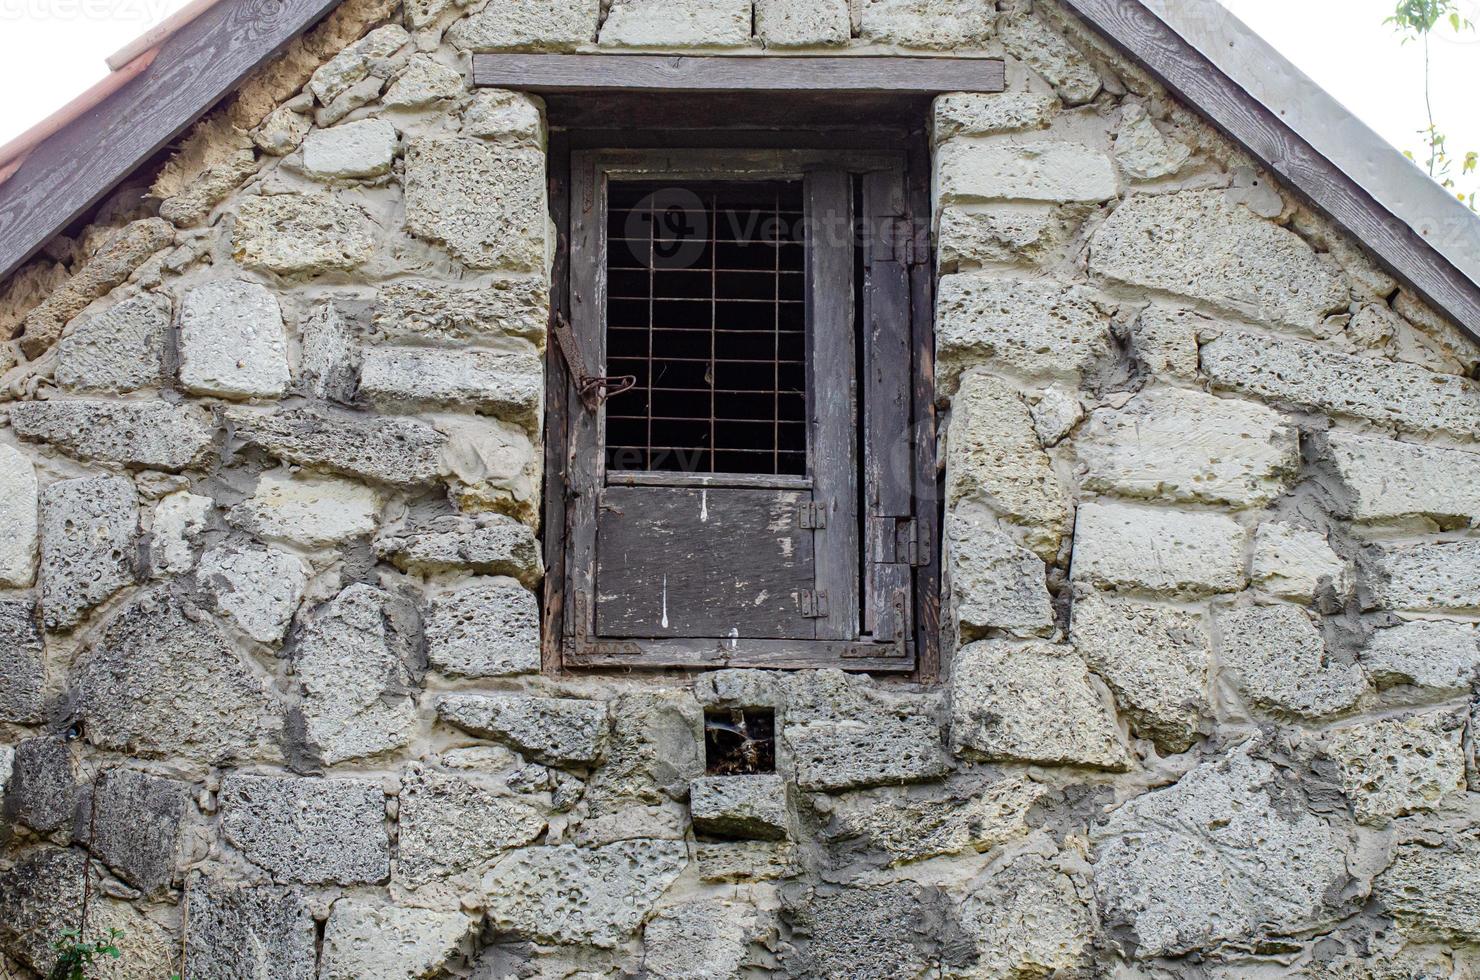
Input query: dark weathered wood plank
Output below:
<box><xmin>905</xmin><ymin>129</ymin><xmax>941</xmax><ymax>683</ymax></box>
<box><xmin>476</xmin><ymin>54</ymin><xmax>1005</xmax><ymax>95</ymax></box>
<box><xmin>0</xmin><ymin>0</ymin><xmax>342</xmax><ymax>281</ymax></box>
<box><xmin>541</xmin><ymin>132</ymin><xmax>573</xmax><ymax>675</ymax></box>
<box><xmin>565</xmin><ymin>639</ymin><xmax>915</xmax><ymax>673</ymax></box>
<box><xmin>805</xmin><ymin>168</ymin><xmax>860</xmax><ymax>642</ymax></box>
<box><xmin>549</xmin><ymin>95</ymin><xmax>931</xmax><ymax>135</ymax></box>
<box><xmin>595</xmin><ymin>486</ymin><xmax>817</xmax><ymax>639</ymax></box>
<box><xmin>1059</xmin><ymin>0</ymin><xmax>1480</xmax><ymax>342</ymax></box>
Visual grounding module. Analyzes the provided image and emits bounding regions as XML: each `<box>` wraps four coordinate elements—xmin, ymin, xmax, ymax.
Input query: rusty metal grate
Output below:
<box><xmin>604</xmin><ymin>180</ymin><xmax>808</xmax><ymax>476</ymax></box>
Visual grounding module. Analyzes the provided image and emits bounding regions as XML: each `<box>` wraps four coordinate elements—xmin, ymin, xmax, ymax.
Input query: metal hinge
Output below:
<box><xmin>551</xmin><ymin>312</ymin><xmax>636</xmax><ymax>413</ymax></box>
<box><xmin>890</xmin><ymin>218</ymin><xmax>929</xmax><ymax>268</ymax></box>
<box><xmin>799</xmin><ymin>502</ymin><xmax>827</xmax><ymax>529</ymax></box>
<box><xmin>565</xmin><ymin>594</ymin><xmax>642</xmax><ymax>656</ymax></box>
<box><xmin>799</xmin><ymin>590</ymin><xmax>829</xmax><ymax>619</ymax></box>
<box><xmin>898</xmin><ymin>518</ymin><xmax>931</xmax><ymax>567</ymax></box>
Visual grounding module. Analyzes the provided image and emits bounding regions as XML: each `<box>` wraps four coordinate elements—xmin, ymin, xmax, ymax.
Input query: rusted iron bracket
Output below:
<box><xmin>565</xmin><ymin>593</ymin><xmax>642</xmax><ymax>656</ymax></box>
<box><xmin>799</xmin><ymin>590</ymin><xmax>830</xmax><ymax>619</ymax></box>
<box><xmin>798</xmin><ymin>502</ymin><xmax>827</xmax><ymax>529</ymax></box>
<box><xmin>551</xmin><ymin>311</ymin><xmax>636</xmax><ymax>414</ymax></box>
<box><xmin>842</xmin><ymin>588</ymin><xmax>912</xmax><ymax>659</ymax></box>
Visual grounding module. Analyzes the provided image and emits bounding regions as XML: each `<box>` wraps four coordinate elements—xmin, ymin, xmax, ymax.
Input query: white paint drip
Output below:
<box><xmin>660</xmin><ymin>575</ymin><xmax>669</xmax><ymax>628</ymax></box>
<box><xmin>699</xmin><ymin>490</ymin><xmax>708</xmax><ymax>523</ymax></box>
<box><xmin>727</xmin><ymin>627</ymin><xmax>738</xmax><ymax>651</ymax></box>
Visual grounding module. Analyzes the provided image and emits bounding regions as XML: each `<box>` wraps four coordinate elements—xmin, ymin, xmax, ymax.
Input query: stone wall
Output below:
<box><xmin>2</xmin><ymin>0</ymin><xmax>1480</xmax><ymax>977</ymax></box>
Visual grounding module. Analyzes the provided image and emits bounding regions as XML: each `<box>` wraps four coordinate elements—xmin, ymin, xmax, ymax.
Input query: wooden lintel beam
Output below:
<box><xmin>473</xmin><ymin>54</ymin><xmax>1005</xmax><ymax>95</ymax></box>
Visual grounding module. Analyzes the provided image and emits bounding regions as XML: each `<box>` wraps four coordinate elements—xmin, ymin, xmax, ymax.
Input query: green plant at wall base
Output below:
<box><xmin>46</xmin><ymin>929</ymin><xmax>122</xmax><ymax>980</ymax></box>
<box><xmin>1385</xmin><ymin>0</ymin><xmax>1479</xmax><ymax>209</ymax></box>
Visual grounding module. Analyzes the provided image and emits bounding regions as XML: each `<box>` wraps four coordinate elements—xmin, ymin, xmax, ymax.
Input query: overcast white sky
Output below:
<box><xmin>0</xmin><ymin>0</ymin><xmax>1477</xmax><ymax>202</ymax></box>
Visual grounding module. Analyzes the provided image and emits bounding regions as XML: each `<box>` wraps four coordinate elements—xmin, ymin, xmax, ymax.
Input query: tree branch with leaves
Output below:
<box><xmin>1386</xmin><ymin>0</ymin><xmax>1479</xmax><ymax>209</ymax></box>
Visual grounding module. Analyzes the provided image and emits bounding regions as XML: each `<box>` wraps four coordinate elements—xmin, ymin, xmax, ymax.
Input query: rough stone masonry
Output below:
<box><xmin>2</xmin><ymin>0</ymin><xmax>1480</xmax><ymax>976</ymax></box>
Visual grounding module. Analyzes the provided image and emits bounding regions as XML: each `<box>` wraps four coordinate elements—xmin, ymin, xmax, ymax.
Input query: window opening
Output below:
<box><xmin>704</xmin><ymin>708</ymin><xmax>777</xmax><ymax>775</ymax></box>
<box><xmin>604</xmin><ymin>180</ymin><xmax>808</xmax><ymax>476</ymax></box>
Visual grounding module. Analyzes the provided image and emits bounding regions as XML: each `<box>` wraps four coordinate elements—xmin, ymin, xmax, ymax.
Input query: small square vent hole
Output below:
<box><xmin>704</xmin><ymin>708</ymin><xmax>776</xmax><ymax>775</ymax></box>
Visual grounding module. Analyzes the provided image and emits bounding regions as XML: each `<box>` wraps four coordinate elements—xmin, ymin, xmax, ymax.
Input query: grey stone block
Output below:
<box><xmin>12</xmin><ymin>399</ymin><xmax>216</xmax><ymax>472</ymax></box>
<box><xmin>395</xmin><ymin>763</ymin><xmax>547</xmax><ymax>890</ymax></box>
<box><xmin>220</xmin><ymin>774</ymin><xmax>389</xmax><ymax>885</ymax></box>
<box><xmin>1070</xmin><ymin>501</ymin><xmax>1247</xmax><ymax>598</ymax></box>
<box><xmin>0</xmin><ymin>600</ymin><xmax>45</xmax><ymax>723</ymax></box>
<box><xmin>73</xmin><ymin>590</ymin><xmax>284</xmax><ymax>764</ymax></box>
<box><xmin>1368</xmin><ymin>539</ymin><xmax>1480</xmax><ymax>613</ymax></box>
<box><xmin>1377</xmin><ymin>830</ymin><xmax>1480</xmax><ymax>943</ymax></box>
<box><xmin>40</xmin><ymin>474</ymin><xmax>138</xmax><ymax>631</ymax></box>
<box><xmin>178</xmin><ymin>279</ymin><xmax>291</xmax><ymax>399</ymax></box>
<box><xmin>227</xmin><ymin>471</ymin><xmax>380</xmax><ymax>548</ymax></box>
<box><xmin>197</xmin><ymin>544</ymin><xmax>309</xmax><ymax>645</ymax></box>
<box><xmin>1330</xmin><ymin>431</ymin><xmax>1480</xmax><ymax>526</ymax></box>
<box><xmin>1361</xmin><ymin>619</ymin><xmax>1480</xmax><ymax>694</ymax></box>
<box><xmin>294</xmin><ymin>300</ymin><xmax>358</xmax><ymax>403</ymax></box>
<box><xmin>642</xmin><ymin>900</ymin><xmax>762</xmax><ymax>980</ymax></box>
<box><xmin>373</xmin><ymin>276</ymin><xmax>547</xmax><ymax>347</ymax></box>
<box><xmin>76</xmin><ymin>768</ymin><xmax>192</xmax><ymax>895</ymax></box>
<box><xmin>302</xmin><ymin>118</ymin><xmax>398</xmax><ymax>180</ymax></box>
<box><xmin>184</xmin><ymin>876</ymin><xmax>317</xmax><ymax>980</ymax></box>
<box><xmin>438</xmin><ymin>693</ymin><xmax>605</xmax><ymax>766</ymax></box>
<box><xmin>308</xmin><ymin>24</ymin><xmax>408</xmax><ymax>102</ymax></box>
<box><xmin>403</xmin><ymin>137</ymin><xmax>545</xmax><ymax>271</ymax></box>
<box><xmin>1218</xmin><ymin>604</ymin><xmax>1367</xmax><ymax>720</ymax></box>
<box><xmin>1322</xmin><ymin>710</ymin><xmax>1465</xmax><ymax>824</ymax></box>
<box><xmin>320</xmin><ymin>900</ymin><xmax>473</xmax><ymax>980</ymax></box>
<box><xmin>690</xmin><ymin>774</ymin><xmax>789</xmax><ymax>840</ymax></box>
<box><xmin>600</xmin><ymin>0</ymin><xmax>752</xmax><ymax>47</ymax></box>
<box><xmin>446</xmin><ymin>0</ymin><xmax>598</xmax><ymax>51</ymax></box>
<box><xmin>785</xmin><ymin>711</ymin><xmax>950</xmax><ymax>793</ymax></box>
<box><xmin>227</xmin><ymin>406</ymin><xmax>447</xmax><ymax>488</ymax></box>
<box><xmin>358</xmin><ymin>345</ymin><xmax>543</xmax><ymax>427</ymax></box>
<box><xmin>374</xmin><ymin>513</ymin><xmax>542</xmax><ymax>586</ymax></box>
<box><xmin>859</xmin><ymin>0</ymin><xmax>994</xmax><ymax>48</ymax></box>
<box><xmin>755</xmin><ymin>0</ymin><xmax>849</xmax><ymax>46</ymax></box>
<box><xmin>946</xmin><ymin>511</ymin><xmax>1054</xmax><ymax>642</ymax></box>
<box><xmin>4</xmin><ymin>736</ymin><xmax>75</xmax><ymax>833</ymax></box>
<box><xmin>232</xmin><ymin>193</ymin><xmax>377</xmax><ymax>275</ymax></box>
<box><xmin>54</xmin><ymin>294</ymin><xmax>168</xmax><ymax>394</ymax></box>
<box><xmin>425</xmin><ymin>579</ymin><xmax>540</xmax><ymax>678</ymax></box>
<box><xmin>0</xmin><ymin>444</ymin><xmax>38</xmax><ymax>588</ymax></box>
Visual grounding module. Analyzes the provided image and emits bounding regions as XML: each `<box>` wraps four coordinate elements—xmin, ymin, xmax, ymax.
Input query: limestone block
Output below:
<box><xmin>1114</xmin><ymin>103</ymin><xmax>1191</xmax><ymax>180</ymax></box>
<box><xmin>0</xmin><ymin>601</ymin><xmax>44</xmax><ymax>723</ymax></box>
<box><xmin>373</xmin><ymin>276</ymin><xmax>548</xmax><ymax>347</ymax></box>
<box><xmin>374</xmin><ymin>512</ymin><xmax>543</xmax><ymax>586</ymax></box>
<box><xmin>858</xmin><ymin>0</ymin><xmax>995</xmax><ymax>48</ymax></box>
<box><xmin>822</xmin><ymin>774</ymin><xmax>1044</xmax><ymax>866</ymax></box>
<box><xmin>6</xmin><ymin>736</ymin><xmax>76</xmax><ymax>833</ymax></box>
<box><xmin>1092</xmin><ymin>746</ymin><xmax>1349</xmax><ymax>958</ymax></box>
<box><xmin>232</xmin><ymin>193</ymin><xmax>377</xmax><ymax>275</ymax></box>
<box><xmin>1217</xmin><ymin>604</ymin><xmax>1367</xmax><ymax>720</ymax></box>
<box><xmin>1029</xmin><ymin>386</ymin><xmax>1083</xmax><ymax>446</ymax></box>
<box><xmin>1329</xmin><ymin>432</ymin><xmax>1480</xmax><ymax>527</ymax></box>
<box><xmin>1250</xmin><ymin>522</ymin><xmax>1352</xmax><ymax>604</ymax></box>
<box><xmin>396</xmin><ymin>763</ymin><xmax>547</xmax><ymax>890</ymax></box>
<box><xmin>0</xmin><ymin>746</ymin><xmax>12</xmax><ymax>817</ymax></box>
<box><xmin>1377</xmin><ymin>832</ymin><xmax>1480</xmax><ymax>943</ymax></box>
<box><xmin>586</xmin><ymin>690</ymin><xmax>704</xmax><ymax>807</ymax></box>
<box><xmin>937</xmin><ymin>140</ymin><xmax>1118</xmax><ymax>206</ymax></box>
<box><xmin>197</xmin><ymin>544</ymin><xmax>309</xmax><ymax>645</ymax></box>
<box><xmin>252</xmin><ymin>104</ymin><xmax>310</xmax><ymax>155</ymax></box>
<box><xmin>951</xmin><ymin>639</ymin><xmax>1132</xmax><ymax>770</ymax></box>
<box><xmin>643</xmin><ymin>901</ymin><xmax>760</xmax><ymax>980</ymax></box>
<box><xmin>40</xmin><ymin>475</ymin><xmax>138</xmax><ymax>631</ymax></box>
<box><xmin>0</xmin><ymin>445</ymin><xmax>38</xmax><ymax>587</ymax></box>
<box><xmin>997</xmin><ymin>1</ymin><xmax>1100</xmax><ymax>104</ymax></box>
<box><xmin>77</xmin><ymin>768</ymin><xmax>191</xmax><ymax>896</ymax></box>
<box><xmin>1076</xmin><ymin>388</ymin><xmax>1299</xmax><ymax>509</ymax></box>
<box><xmin>404</xmin><ymin>137</ymin><xmax>545</xmax><ymax>271</ymax></box>
<box><xmin>946</xmin><ymin>511</ymin><xmax>1053</xmax><ymax>640</ymax></box>
<box><xmin>295</xmin><ymin>301</ymin><xmax>357</xmax><ymax>403</ymax></box>
<box><xmin>1090</xmin><ymin>191</ymin><xmax>1349</xmax><ymax>330</ymax></box>
<box><xmin>959</xmin><ymin>850</ymin><xmax>1095</xmax><ymax>978</ymax></box>
<box><xmin>438</xmin><ymin>414</ymin><xmax>542</xmax><ymax>524</ymax></box>
<box><xmin>446</xmin><ymin>0</ymin><xmax>598</xmax><ymax>51</ymax></box>
<box><xmin>461</xmin><ymin>89</ymin><xmax>546</xmax><ymax>145</ymax></box>
<box><xmin>382</xmin><ymin>57</ymin><xmax>463</xmax><ymax>108</ymax></box>
<box><xmin>73</xmin><ymin>591</ymin><xmax>284</xmax><ymax>764</ymax></box>
<box><xmin>935</xmin><ymin>275</ymin><xmax>1114</xmax><ymax>392</ymax></box>
<box><xmin>483</xmin><ymin>840</ymin><xmax>688</xmax><ymax>948</ymax></box>
<box><xmin>149</xmin><ymin>491</ymin><xmax>212</xmax><ymax>576</ymax></box>
<box><xmin>227</xmin><ymin>407</ymin><xmax>447</xmax><ymax>488</ymax></box>
<box><xmin>1201</xmin><ymin>330</ymin><xmax>1480</xmax><ymax>440</ymax></box>
<box><xmin>424</xmin><ymin>578</ymin><xmax>540</xmax><ymax>678</ymax></box>
<box><xmin>937</xmin><ymin>204</ymin><xmax>1061</xmax><ymax>268</ymax></box>
<box><xmin>11</xmin><ymin>399</ymin><xmax>216</xmax><ymax>471</ymax></box>
<box><xmin>320</xmin><ymin>901</ymin><xmax>473</xmax><ymax>980</ymax></box>
<box><xmin>1070</xmin><ymin>501</ymin><xmax>1245</xmax><ymax>597</ymax></box>
<box><xmin>220</xmin><ymin>775</ymin><xmax>389</xmax><ymax>884</ymax></box>
<box><xmin>600</xmin><ymin>0</ymin><xmax>752</xmax><ymax>48</ymax></box>
<box><xmin>755</xmin><ymin>0</ymin><xmax>848</xmax><ymax>46</ymax></box>
<box><xmin>54</xmin><ymin>294</ymin><xmax>168</xmax><ymax>393</ymax></box>
<box><xmin>293</xmin><ymin>584</ymin><xmax>421</xmax><ymax>765</ymax></box>
<box><xmin>358</xmin><ymin>345</ymin><xmax>543</xmax><ymax>426</ymax></box>
<box><xmin>787</xmin><ymin>711</ymin><xmax>950</xmax><ymax>794</ymax></box>
<box><xmin>0</xmin><ymin>848</ymin><xmax>174</xmax><ymax>980</ymax></box>
<box><xmin>933</xmin><ymin>93</ymin><xmax>1056</xmax><ymax>143</ymax></box>
<box><xmin>1361</xmin><ymin>619</ymin><xmax>1480</xmax><ymax>695</ymax></box>
<box><xmin>184</xmin><ymin>876</ymin><xmax>317</xmax><ymax>980</ymax></box>
<box><xmin>1322</xmin><ymin>711</ymin><xmax>1466</xmax><ymax>824</ymax></box>
<box><xmin>780</xmin><ymin>882</ymin><xmax>937</xmax><ymax>978</ymax></box>
<box><xmin>1071</xmin><ymin>593</ymin><xmax>1210</xmax><ymax>753</ymax></box>
<box><xmin>1132</xmin><ymin>306</ymin><xmax>1202</xmax><ymax>379</ymax></box>
<box><xmin>695</xmin><ymin>840</ymin><xmax>798</xmax><ymax>883</ymax></box>
<box><xmin>946</xmin><ymin>372</ymin><xmax>1070</xmax><ymax>560</ymax></box>
<box><xmin>691</xmin><ymin>774</ymin><xmax>789</xmax><ymax>840</ymax></box>
<box><xmin>301</xmin><ymin>118</ymin><xmax>398</xmax><ymax>180</ymax></box>
<box><xmin>227</xmin><ymin>471</ymin><xmax>379</xmax><ymax>548</ymax></box>
<box><xmin>316</xmin><ymin>76</ymin><xmax>382</xmax><ymax>129</ymax></box>
<box><xmin>1368</xmin><ymin>539</ymin><xmax>1480</xmax><ymax>613</ymax></box>
<box><xmin>308</xmin><ymin>24</ymin><xmax>409</xmax><ymax>103</ymax></box>
<box><xmin>438</xmin><ymin>693</ymin><xmax>605</xmax><ymax>766</ymax></box>
<box><xmin>178</xmin><ymin>279</ymin><xmax>291</xmax><ymax>399</ymax></box>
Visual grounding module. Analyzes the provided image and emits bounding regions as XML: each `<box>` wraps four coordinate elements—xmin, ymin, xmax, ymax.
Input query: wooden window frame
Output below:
<box><xmin>542</xmin><ymin>136</ymin><xmax>940</xmax><ymax>681</ymax></box>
